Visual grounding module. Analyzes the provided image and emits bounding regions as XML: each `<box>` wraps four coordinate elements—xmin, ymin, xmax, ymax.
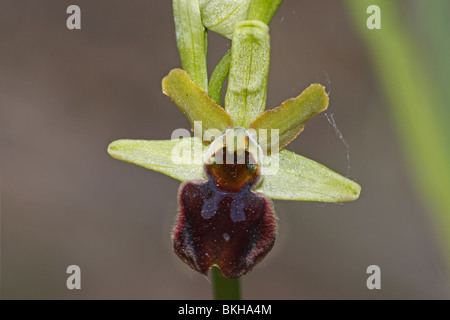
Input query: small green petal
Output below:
<box><xmin>225</xmin><ymin>20</ymin><xmax>270</xmax><ymax>129</ymax></box>
<box><xmin>108</xmin><ymin>138</ymin><xmax>205</xmax><ymax>182</ymax></box>
<box><xmin>162</xmin><ymin>69</ymin><xmax>233</xmax><ymax>138</ymax></box>
<box><xmin>200</xmin><ymin>0</ymin><xmax>252</xmax><ymax>39</ymax></box>
<box><xmin>255</xmin><ymin>149</ymin><xmax>361</xmax><ymax>202</ymax></box>
<box><xmin>250</xmin><ymin>84</ymin><xmax>329</xmax><ymax>153</ymax></box>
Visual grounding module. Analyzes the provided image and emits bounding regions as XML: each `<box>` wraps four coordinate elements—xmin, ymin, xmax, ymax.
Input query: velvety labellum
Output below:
<box><xmin>172</xmin><ymin>129</ymin><xmax>277</xmax><ymax>278</ymax></box>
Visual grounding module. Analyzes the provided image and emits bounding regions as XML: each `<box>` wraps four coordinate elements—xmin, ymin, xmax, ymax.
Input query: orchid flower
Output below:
<box><xmin>107</xmin><ymin>0</ymin><xmax>361</xmax><ymax>281</ymax></box>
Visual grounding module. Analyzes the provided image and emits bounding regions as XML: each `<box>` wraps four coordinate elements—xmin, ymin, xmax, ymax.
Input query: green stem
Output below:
<box><xmin>211</xmin><ymin>266</ymin><xmax>241</xmax><ymax>300</ymax></box>
<box><xmin>208</xmin><ymin>50</ymin><xmax>231</xmax><ymax>106</ymax></box>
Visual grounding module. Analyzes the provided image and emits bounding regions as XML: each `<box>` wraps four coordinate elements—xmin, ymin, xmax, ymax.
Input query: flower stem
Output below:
<box><xmin>211</xmin><ymin>266</ymin><xmax>241</xmax><ymax>300</ymax></box>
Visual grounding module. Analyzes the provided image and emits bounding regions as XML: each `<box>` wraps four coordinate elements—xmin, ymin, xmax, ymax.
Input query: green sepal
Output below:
<box><xmin>108</xmin><ymin>138</ymin><xmax>205</xmax><ymax>182</ymax></box>
<box><xmin>108</xmin><ymin>138</ymin><xmax>361</xmax><ymax>203</ymax></box>
<box><xmin>256</xmin><ymin>149</ymin><xmax>361</xmax><ymax>202</ymax></box>
<box><xmin>173</xmin><ymin>0</ymin><xmax>208</xmax><ymax>92</ymax></box>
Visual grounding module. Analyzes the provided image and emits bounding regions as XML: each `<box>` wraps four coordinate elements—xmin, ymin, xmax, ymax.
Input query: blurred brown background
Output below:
<box><xmin>1</xmin><ymin>0</ymin><xmax>449</xmax><ymax>299</ymax></box>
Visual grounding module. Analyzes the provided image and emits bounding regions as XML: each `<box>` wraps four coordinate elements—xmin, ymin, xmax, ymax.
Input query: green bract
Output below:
<box><xmin>200</xmin><ymin>0</ymin><xmax>252</xmax><ymax>39</ymax></box>
<box><xmin>108</xmin><ymin>139</ymin><xmax>361</xmax><ymax>202</ymax></box>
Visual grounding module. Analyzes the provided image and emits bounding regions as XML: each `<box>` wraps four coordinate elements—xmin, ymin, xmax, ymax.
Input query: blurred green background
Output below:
<box><xmin>1</xmin><ymin>0</ymin><xmax>449</xmax><ymax>299</ymax></box>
